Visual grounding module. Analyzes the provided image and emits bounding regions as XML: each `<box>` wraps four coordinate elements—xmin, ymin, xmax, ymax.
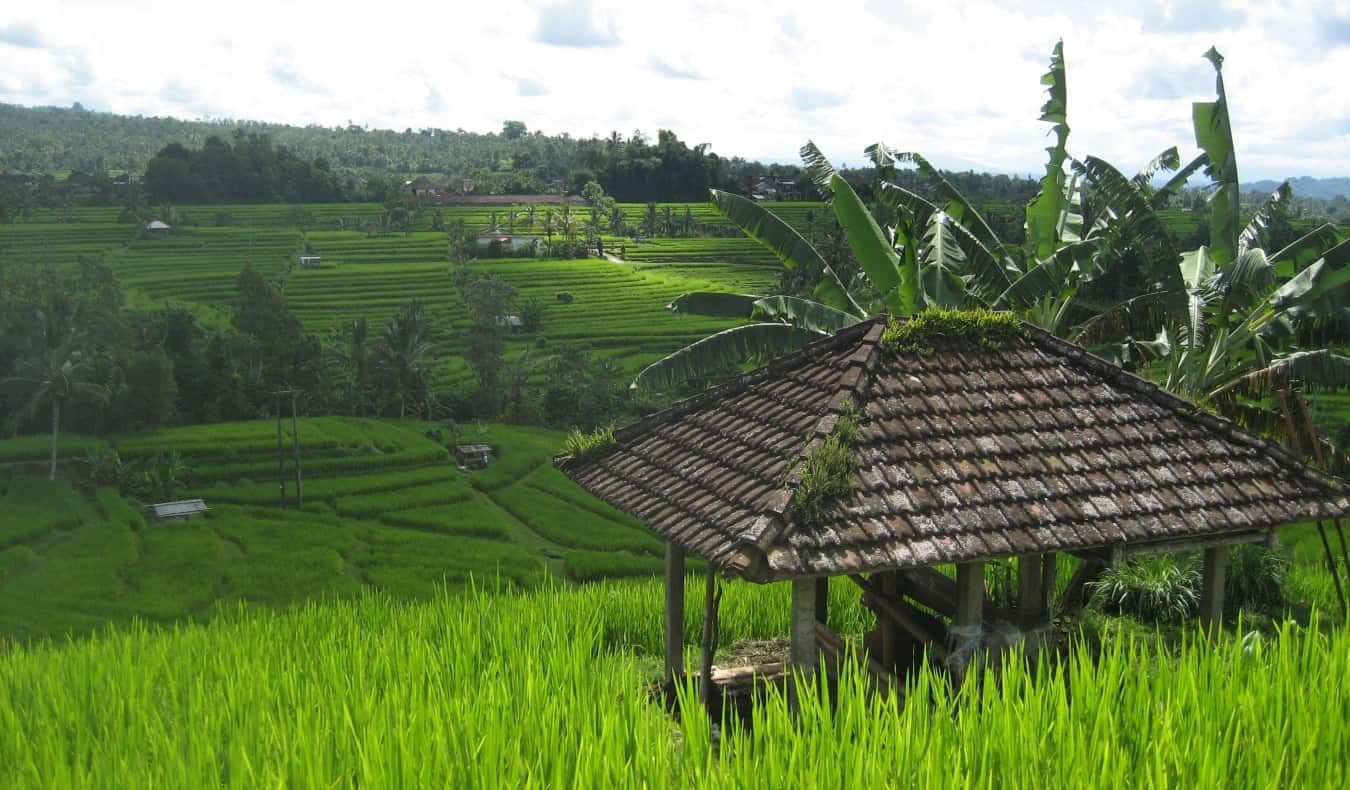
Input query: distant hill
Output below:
<box><xmin>1241</xmin><ymin>176</ymin><xmax>1350</xmax><ymax>200</ymax></box>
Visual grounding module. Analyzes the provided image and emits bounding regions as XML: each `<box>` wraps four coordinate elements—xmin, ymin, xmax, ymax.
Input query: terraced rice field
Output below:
<box><xmin>1</xmin><ymin>202</ymin><xmax>811</xmax><ymax>389</ymax></box>
<box><xmin>0</xmin><ymin>416</ymin><xmax>666</xmax><ymax>641</ymax></box>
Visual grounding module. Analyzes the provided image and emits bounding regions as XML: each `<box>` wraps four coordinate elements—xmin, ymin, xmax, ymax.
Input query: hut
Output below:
<box><xmin>559</xmin><ymin>315</ymin><xmax>1350</xmax><ymax>693</ymax></box>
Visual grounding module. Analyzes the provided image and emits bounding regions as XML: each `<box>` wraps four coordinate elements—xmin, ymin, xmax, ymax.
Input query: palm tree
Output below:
<box><xmin>543</xmin><ymin>209</ymin><xmax>556</xmax><ymax>243</ymax></box>
<box><xmin>3</xmin><ymin>334</ymin><xmax>105</xmax><ymax>480</ymax></box>
<box><xmin>375</xmin><ymin>301</ymin><xmax>434</xmax><ymax>419</ymax></box>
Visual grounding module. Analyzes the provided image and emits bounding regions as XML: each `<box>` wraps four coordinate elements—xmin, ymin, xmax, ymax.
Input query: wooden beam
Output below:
<box><xmin>1060</xmin><ymin>558</ymin><xmax>1103</xmax><ymax>613</ymax></box>
<box><xmin>897</xmin><ymin>566</ymin><xmax>1018</xmax><ymax>623</ymax></box>
<box><xmin>790</xmin><ymin>578</ymin><xmax>819</xmax><ymax>673</ymax></box>
<box><xmin>1017</xmin><ymin>554</ymin><xmax>1042</xmax><ymax>613</ymax></box>
<box><xmin>1200</xmin><ymin>544</ymin><xmax>1227</xmax><ymax>638</ymax></box>
<box><xmin>699</xmin><ymin>568</ymin><xmax>722</xmax><ymax>707</ymax></box>
<box><xmin>849</xmin><ymin>574</ymin><xmax>948</xmax><ymax>660</ymax></box>
<box><xmin>1119</xmin><ymin>531</ymin><xmax>1269</xmax><ymax>559</ymax></box>
<box><xmin>814</xmin><ymin>621</ymin><xmax>894</xmax><ymax>697</ymax></box>
<box><xmin>664</xmin><ymin>543</ymin><xmax>685</xmax><ymax>682</ymax></box>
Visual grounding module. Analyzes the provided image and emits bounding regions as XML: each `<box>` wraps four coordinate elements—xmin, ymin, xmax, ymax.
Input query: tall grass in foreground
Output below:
<box><xmin>1</xmin><ymin>578</ymin><xmax>1345</xmax><ymax>787</ymax></box>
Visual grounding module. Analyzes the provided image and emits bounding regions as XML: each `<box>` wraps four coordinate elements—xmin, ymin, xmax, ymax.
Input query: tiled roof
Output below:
<box><xmin>561</xmin><ymin>316</ymin><xmax>1350</xmax><ymax>581</ymax></box>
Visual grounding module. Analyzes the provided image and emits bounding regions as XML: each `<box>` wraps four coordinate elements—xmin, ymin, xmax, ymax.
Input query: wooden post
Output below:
<box><xmin>790</xmin><ymin>578</ymin><xmax>819</xmax><ymax>673</ymax></box>
<box><xmin>954</xmin><ymin>562</ymin><xmax>984</xmax><ymax>629</ymax></box>
<box><xmin>1200</xmin><ymin>544</ymin><xmax>1228</xmax><ymax>638</ymax></box>
<box><xmin>814</xmin><ymin>576</ymin><xmax>829</xmax><ymax>628</ymax></box>
<box><xmin>699</xmin><ymin>568</ymin><xmax>721</xmax><ymax>707</ymax></box>
<box><xmin>664</xmin><ymin>543</ymin><xmax>686</xmax><ymax>682</ymax></box>
<box><xmin>1017</xmin><ymin>555</ymin><xmax>1042</xmax><ymax>614</ymax></box>
<box><xmin>1040</xmin><ymin>553</ymin><xmax>1058</xmax><ymax>613</ymax></box>
<box><xmin>949</xmin><ymin>562</ymin><xmax>984</xmax><ymax>681</ymax></box>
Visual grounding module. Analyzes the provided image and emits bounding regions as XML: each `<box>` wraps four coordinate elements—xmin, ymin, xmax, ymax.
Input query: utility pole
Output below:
<box><xmin>290</xmin><ymin>390</ymin><xmax>303</xmax><ymax>507</ymax></box>
<box><xmin>274</xmin><ymin>389</ymin><xmax>303</xmax><ymax>507</ymax></box>
<box><xmin>274</xmin><ymin>390</ymin><xmax>287</xmax><ymax>507</ymax></box>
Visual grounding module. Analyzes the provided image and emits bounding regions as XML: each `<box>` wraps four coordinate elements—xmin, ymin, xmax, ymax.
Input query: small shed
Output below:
<box><xmin>560</xmin><ymin>315</ymin><xmax>1350</xmax><ymax>694</ymax></box>
<box><xmin>495</xmin><ymin>315</ymin><xmax>524</xmax><ymax>331</ymax></box>
<box><xmin>144</xmin><ymin>219</ymin><xmax>172</xmax><ymax>235</ymax></box>
<box><xmin>298</xmin><ymin>255</ymin><xmax>321</xmax><ymax>269</ymax></box>
<box><xmin>456</xmin><ymin>443</ymin><xmax>493</xmax><ymax>469</ymax></box>
<box><xmin>149</xmin><ymin>499</ymin><xmax>209</xmax><ymax>521</ymax></box>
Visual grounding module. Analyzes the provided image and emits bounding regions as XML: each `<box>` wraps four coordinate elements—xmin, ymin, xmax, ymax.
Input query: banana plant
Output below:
<box><xmin>1120</xmin><ymin>48</ymin><xmax>1350</xmax><ymax>458</ymax></box>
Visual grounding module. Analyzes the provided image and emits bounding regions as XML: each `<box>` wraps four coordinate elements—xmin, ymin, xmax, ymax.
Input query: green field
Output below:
<box><xmin>0</xmin><ymin>416</ymin><xmax>668</xmax><ymax>641</ymax></box>
<box><xmin>0</xmin><ymin>202</ymin><xmax>802</xmax><ymax>390</ymax></box>
<box><xmin>0</xmin><ymin>576</ymin><xmax>1345</xmax><ymax>786</ymax></box>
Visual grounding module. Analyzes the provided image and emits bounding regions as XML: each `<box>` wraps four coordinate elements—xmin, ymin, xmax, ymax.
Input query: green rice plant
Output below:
<box><xmin>1089</xmin><ymin>554</ymin><xmax>1201</xmax><ymax>622</ymax></box>
<box><xmin>562</xmin><ymin>550</ymin><xmax>665</xmax><ymax>582</ymax></box>
<box><xmin>489</xmin><ymin>486</ymin><xmax>662</xmax><ymax>555</ymax></box>
<box><xmin>0</xmin><ymin>581</ymin><xmax>1345</xmax><ymax>786</ymax></box>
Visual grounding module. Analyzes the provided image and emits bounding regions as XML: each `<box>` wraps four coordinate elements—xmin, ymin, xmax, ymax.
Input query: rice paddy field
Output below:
<box><xmin>0</xmin><ymin>416</ymin><xmax>671</xmax><ymax>642</ymax></box>
<box><xmin>0</xmin><ymin>201</ymin><xmax>804</xmax><ymax>388</ymax></box>
<box><xmin>0</xmin><ymin>575</ymin><xmax>1345</xmax><ymax>787</ymax></box>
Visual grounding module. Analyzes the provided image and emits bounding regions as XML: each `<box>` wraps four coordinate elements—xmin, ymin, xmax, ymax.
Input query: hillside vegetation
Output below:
<box><xmin>0</xmin><ymin>416</ymin><xmax>673</xmax><ymax>641</ymax></box>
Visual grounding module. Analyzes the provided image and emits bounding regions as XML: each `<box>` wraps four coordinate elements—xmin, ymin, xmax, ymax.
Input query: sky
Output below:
<box><xmin>1</xmin><ymin>0</ymin><xmax>1348</xmax><ymax>181</ymax></box>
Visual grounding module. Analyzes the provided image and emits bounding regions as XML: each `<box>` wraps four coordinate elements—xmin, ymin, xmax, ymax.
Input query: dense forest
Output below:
<box><xmin>0</xmin><ymin>103</ymin><xmax>1050</xmax><ymax>208</ymax></box>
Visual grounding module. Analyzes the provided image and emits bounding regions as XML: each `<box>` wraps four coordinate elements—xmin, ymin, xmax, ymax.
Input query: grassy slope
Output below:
<box><xmin>0</xmin><ymin>417</ymin><xmax>664</xmax><ymax>641</ymax></box>
<box><xmin>0</xmin><ymin>579</ymin><xmax>1345</xmax><ymax>786</ymax></box>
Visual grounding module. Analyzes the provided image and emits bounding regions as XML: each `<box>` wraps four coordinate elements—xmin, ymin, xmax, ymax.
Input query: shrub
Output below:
<box><xmin>1225</xmin><ymin>543</ymin><xmax>1289</xmax><ymax>614</ymax></box>
<box><xmin>1089</xmin><ymin>554</ymin><xmax>1200</xmax><ymax>622</ymax></box>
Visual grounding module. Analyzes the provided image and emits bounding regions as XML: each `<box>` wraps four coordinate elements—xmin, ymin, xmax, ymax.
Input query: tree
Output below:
<box><xmin>2</xmin><ymin>331</ymin><xmax>105</xmax><ymax>480</ymax></box>
<box><xmin>457</xmin><ymin>273</ymin><xmax>518</xmax><ymax>412</ymax></box>
<box><xmin>374</xmin><ymin>301</ymin><xmax>434</xmax><ymax>419</ymax></box>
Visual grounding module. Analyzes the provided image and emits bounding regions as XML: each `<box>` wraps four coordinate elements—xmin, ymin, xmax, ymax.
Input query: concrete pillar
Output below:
<box><xmin>790</xmin><ymin>578</ymin><xmax>819</xmax><ymax>673</ymax></box>
<box><xmin>664</xmin><ymin>543</ymin><xmax>685</xmax><ymax>682</ymax></box>
<box><xmin>1200</xmin><ymin>545</ymin><xmax>1228</xmax><ymax>638</ymax></box>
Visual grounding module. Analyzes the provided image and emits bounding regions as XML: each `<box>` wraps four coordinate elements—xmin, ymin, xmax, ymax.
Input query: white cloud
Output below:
<box><xmin>0</xmin><ymin>0</ymin><xmax>1346</xmax><ymax>179</ymax></box>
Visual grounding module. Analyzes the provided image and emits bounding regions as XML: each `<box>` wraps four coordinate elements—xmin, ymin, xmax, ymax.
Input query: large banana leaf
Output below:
<box><xmin>1238</xmin><ymin>182</ymin><xmax>1291</xmax><ymax>255</ymax></box>
<box><xmin>799</xmin><ymin>140</ymin><xmax>837</xmax><ymax>194</ymax></box>
<box><xmin>1133</xmin><ymin>147</ymin><xmax>1181</xmax><ymax>189</ymax></box>
<box><xmin>1266</xmin><ymin>239</ymin><xmax>1350</xmax><ymax>314</ymax></box>
<box><xmin>883</xmin><ymin>147</ymin><xmax>1011</xmax><ymax>262</ymax></box>
<box><xmin>631</xmin><ymin>323</ymin><xmax>821</xmax><ymax>393</ymax></box>
<box><xmin>1213</xmin><ymin>349</ymin><xmax>1350</xmax><ymax>398</ymax></box>
<box><xmin>830</xmin><ymin>174</ymin><xmax>916</xmax><ymax>314</ymax></box>
<box><xmin>752</xmin><ymin>296</ymin><xmax>860</xmax><ymax>334</ymax></box>
<box><xmin>667</xmin><ymin>291</ymin><xmax>761</xmax><ymax>318</ymax></box>
<box><xmin>918</xmin><ymin>211</ymin><xmax>968</xmax><ymax>308</ymax></box>
<box><xmin>1270</xmin><ymin>222</ymin><xmax>1341</xmax><ymax>275</ymax></box>
<box><xmin>1150</xmin><ymin>153</ymin><xmax>1209</xmax><ymax>210</ymax></box>
<box><xmin>1024</xmin><ymin>40</ymin><xmax>1071</xmax><ymax>264</ymax></box>
<box><xmin>710</xmin><ymin>189</ymin><xmax>862</xmax><ymax>315</ymax></box>
<box><xmin>1075</xmin><ymin>156</ymin><xmax>1183</xmax><ymax>292</ymax></box>
<box><xmin>995</xmin><ymin>239</ymin><xmax>1099</xmax><ymax>311</ymax></box>
<box><xmin>1215</xmin><ymin>248</ymin><xmax>1274</xmax><ymax>310</ymax></box>
<box><xmin>1193</xmin><ymin>47</ymin><xmax>1240</xmax><ymax>266</ymax></box>
<box><xmin>1179</xmin><ymin>246</ymin><xmax>1216</xmax><ymax>290</ymax></box>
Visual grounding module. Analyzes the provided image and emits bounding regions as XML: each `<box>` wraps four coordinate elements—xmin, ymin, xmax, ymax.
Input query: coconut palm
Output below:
<box><xmin>2</xmin><ymin>333</ymin><xmax>106</xmax><ymax>480</ymax></box>
<box><xmin>375</xmin><ymin>300</ymin><xmax>434</xmax><ymax>419</ymax></box>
